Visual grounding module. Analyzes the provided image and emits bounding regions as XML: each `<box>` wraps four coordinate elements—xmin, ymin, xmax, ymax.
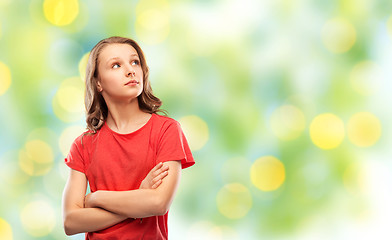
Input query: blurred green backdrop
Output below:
<box><xmin>1</xmin><ymin>0</ymin><xmax>392</xmax><ymax>239</ymax></box>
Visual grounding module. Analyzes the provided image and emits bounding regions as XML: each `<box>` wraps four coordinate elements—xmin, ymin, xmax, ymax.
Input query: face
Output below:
<box><xmin>96</xmin><ymin>43</ymin><xmax>144</xmax><ymax>102</ymax></box>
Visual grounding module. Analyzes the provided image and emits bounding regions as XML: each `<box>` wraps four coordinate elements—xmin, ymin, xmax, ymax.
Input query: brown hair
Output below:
<box><xmin>84</xmin><ymin>36</ymin><xmax>166</xmax><ymax>133</ymax></box>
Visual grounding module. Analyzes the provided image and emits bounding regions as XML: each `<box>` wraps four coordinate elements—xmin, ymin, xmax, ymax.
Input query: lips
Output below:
<box><xmin>125</xmin><ymin>80</ymin><xmax>139</xmax><ymax>85</ymax></box>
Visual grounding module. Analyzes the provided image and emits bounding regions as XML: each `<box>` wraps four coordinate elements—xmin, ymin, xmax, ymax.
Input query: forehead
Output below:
<box><xmin>99</xmin><ymin>43</ymin><xmax>139</xmax><ymax>61</ymax></box>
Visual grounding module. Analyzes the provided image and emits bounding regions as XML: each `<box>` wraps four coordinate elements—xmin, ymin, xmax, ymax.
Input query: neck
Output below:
<box><xmin>105</xmin><ymin>98</ymin><xmax>148</xmax><ymax>132</ymax></box>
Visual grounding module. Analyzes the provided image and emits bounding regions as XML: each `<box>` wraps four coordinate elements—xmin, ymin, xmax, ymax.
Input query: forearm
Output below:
<box><xmin>64</xmin><ymin>206</ymin><xmax>127</xmax><ymax>235</ymax></box>
<box><xmin>91</xmin><ymin>189</ymin><xmax>166</xmax><ymax>218</ymax></box>
<box><xmin>87</xmin><ymin>161</ymin><xmax>181</xmax><ymax>219</ymax></box>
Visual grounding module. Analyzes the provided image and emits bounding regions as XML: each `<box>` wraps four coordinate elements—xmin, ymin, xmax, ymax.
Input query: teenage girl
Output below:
<box><xmin>62</xmin><ymin>36</ymin><xmax>195</xmax><ymax>239</ymax></box>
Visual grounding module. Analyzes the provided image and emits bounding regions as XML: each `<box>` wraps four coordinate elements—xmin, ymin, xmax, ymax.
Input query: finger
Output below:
<box><xmin>152</xmin><ymin>170</ymin><xmax>168</xmax><ymax>183</ymax></box>
<box><xmin>155</xmin><ymin>165</ymin><xmax>169</xmax><ymax>175</ymax></box>
<box><xmin>162</xmin><ymin>165</ymin><xmax>169</xmax><ymax>171</ymax></box>
<box><xmin>152</xmin><ymin>164</ymin><xmax>168</xmax><ymax>177</ymax></box>
<box><xmin>151</xmin><ymin>162</ymin><xmax>163</xmax><ymax>172</ymax></box>
<box><xmin>149</xmin><ymin>163</ymin><xmax>162</xmax><ymax>178</ymax></box>
<box><xmin>151</xmin><ymin>179</ymin><xmax>162</xmax><ymax>189</ymax></box>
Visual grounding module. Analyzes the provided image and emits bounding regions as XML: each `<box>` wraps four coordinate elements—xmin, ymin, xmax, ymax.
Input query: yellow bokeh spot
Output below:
<box><xmin>250</xmin><ymin>156</ymin><xmax>285</xmax><ymax>191</ymax></box>
<box><xmin>309</xmin><ymin>113</ymin><xmax>345</xmax><ymax>149</ymax></box>
<box><xmin>179</xmin><ymin>115</ymin><xmax>209</xmax><ymax>151</ymax></box>
<box><xmin>135</xmin><ymin>0</ymin><xmax>169</xmax><ymax>15</ymax></box>
<box><xmin>43</xmin><ymin>0</ymin><xmax>79</xmax><ymax>26</ymax></box>
<box><xmin>349</xmin><ymin>61</ymin><xmax>382</xmax><ymax>96</ymax></box>
<box><xmin>52</xmin><ymin>77</ymin><xmax>84</xmax><ymax>122</ymax></box>
<box><xmin>322</xmin><ymin>18</ymin><xmax>356</xmax><ymax>53</ymax></box>
<box><xmin>79</xmin><ymin>52</ymin><xmax>90</xmax><ymax>81</ymax></box>
<box><xmin>0</xmin><ymin>218</ymin><xmax>13</xmax><ymax>240</ymax></box>
<box><xmin>57</xmin><ymin>86</ymin><xmax>84</xmax><ymax>113</ymax></box>
<box><xmin>270</xmin><ymin>105</ymin><xmax>306</xmax><ymax>141</ymax></box>
<box><xmin>216</xmin><ymin>183</ymin><xmax>252</xmax><ymax>219</ymax></box>
<box><xmin>135</xmin><ymin>0</ymin><xmax>170</xmax><ymax>44</ymax></box>
<box><xmin>347</xmin><ymin>112</ymin><xmax>381</xmax><ymax>147</ymax></box>
<box><xmin>19</xmin><ymin>140</ymin><xmax>54</xmax><ymax>176</ymax></box>
<box><xmin>20</xmin><ymin>201</ymin><xmax>55</xmax><ymax>237</ymax></box>
<box><xmin>0</xmin><ymin>61</ymin><xmax>11</xmax><ymax>95</ymax></box>
<box><xmin>59</xmin><ymin>125</ymin><xmax>85</xmax><ymax>156</ymax></box>
<box><xmin>25</xmin><ymin>140</ymin><xmax>53</xmax><ymax>164</ymax></box>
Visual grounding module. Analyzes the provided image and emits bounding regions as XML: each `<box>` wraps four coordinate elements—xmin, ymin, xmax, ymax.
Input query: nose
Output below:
<box><xmin>127</xmin><ymin>70</ymin><xmax>136</xmax><ymax>77</ymax></box>
<box><xmin>126</xmin><ymin>63</ymin><xmax>136</xmax><ymax>77</ymax></box>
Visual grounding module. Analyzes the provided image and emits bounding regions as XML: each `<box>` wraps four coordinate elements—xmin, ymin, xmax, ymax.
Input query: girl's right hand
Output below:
<box><xmin>139</xmin><ymin>162</ymin><xmax>169</xmax><ymax>189</ymax></box>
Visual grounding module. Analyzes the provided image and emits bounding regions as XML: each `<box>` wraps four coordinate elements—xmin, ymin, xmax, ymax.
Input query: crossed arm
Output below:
<box><xmin>62</xmin><ymin>161</ymin><xmax>181</xmax><ymax>235</ymax></box>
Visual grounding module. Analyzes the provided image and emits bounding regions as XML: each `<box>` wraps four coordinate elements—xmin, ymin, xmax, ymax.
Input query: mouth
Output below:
<box><xmin>125</xmin><ymin>80</ymin><xmax>139</xmax><ymax>86</ymax></box>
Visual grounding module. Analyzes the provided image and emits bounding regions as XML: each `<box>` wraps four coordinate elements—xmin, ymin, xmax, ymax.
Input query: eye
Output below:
<box><xmin>131</xmin><ymin>60</ymin><xmax>140</xmax><ymax>66</ymax></box>
<box><xmin>112</xmin><ymin>63</ymin><xmax>120</xmax><ymax>69</ymax></box>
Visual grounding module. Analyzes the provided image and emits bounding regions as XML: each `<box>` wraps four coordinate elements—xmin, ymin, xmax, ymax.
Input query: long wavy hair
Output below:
<box><xmin>84</xmin><ymin>36</ymin><xmax>166</xmax><ymax>133</ymax></box>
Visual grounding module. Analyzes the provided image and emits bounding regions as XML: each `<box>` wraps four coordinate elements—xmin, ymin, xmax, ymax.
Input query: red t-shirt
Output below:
<box><xmin>65</xmin><ymin>113</ymin><xmax>195</xmax><ymax>240</ymax></box>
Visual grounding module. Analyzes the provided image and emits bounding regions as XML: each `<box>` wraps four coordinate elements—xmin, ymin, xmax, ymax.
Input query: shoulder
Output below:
<box><xmin>72</xmin><ymin>128</ymin><xmax>99</xmax><ymax>148</ymax></box>
<box><xmin>152</xmin><ymin>113</ymin><xmax>181</xmax><ymax>128</ymax></box>
<box><xmin>151</xmin><ymin>114</ymin><xmax>184</xmax><ymax>138</ymax></box>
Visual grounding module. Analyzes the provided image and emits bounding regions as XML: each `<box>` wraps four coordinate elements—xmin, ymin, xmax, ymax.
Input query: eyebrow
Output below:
<box><xmin>106</xmin><ymin>54</ymin><xmax>139</xmax><ymax>63</ymax></box>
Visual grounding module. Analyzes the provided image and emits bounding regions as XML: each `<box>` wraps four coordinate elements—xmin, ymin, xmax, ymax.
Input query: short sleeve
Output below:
<box><xmin>64</xmin><ymin>136</ymin><xmax>86</xmax><ymax>173</ymax></box>
<box><xmin>156</xmin><ymin>121</ymin><xmax>195</xmax><ymax>169</ymax></box>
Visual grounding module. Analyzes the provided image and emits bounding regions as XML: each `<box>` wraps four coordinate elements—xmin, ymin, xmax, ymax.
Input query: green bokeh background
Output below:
<box><xmin>1</xmin><ymin>0</ymin><xmax>392</xmax><ymax>239</ymax></box>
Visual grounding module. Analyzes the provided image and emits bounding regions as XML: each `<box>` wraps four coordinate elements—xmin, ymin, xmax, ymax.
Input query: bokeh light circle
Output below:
<box><xmin>250</xmin><ymin>156</ymin><xmax>285</xmax><ymax>191</ymax></box>
<box><xmin>347</xmin><ymin>112</ymin><xmax>381</xmax><ymax>147</ymax></box>
<box><xmin>216</xmin><ymin>183</ymin><xmax>252</xmax><ymax>219</ymax></box>
<box><xmin>0</xmin><ymin>218</ymin><xmax>13</xmax><ymax>240</ymax></box>
<box><xmin>57</xmin><ymin>86</ymin><xmax>84</xmax><ymax>113</ymax></box>
<box><xmin>135</xmin><ymin>0</ymin><xmax>170</xmax><ymax>44</ymax></box>
<box><xmin>309</xmin><ymin>113</ymin><xmax>345</xmax><ymax>149</ymax></box>
<box><xmin>270</xmin><ymin>105</ymin><xmax>306</xmax><ymax>141</ymax></box>
<box><xmin>52</xmin><ymin>77</ymin><xmax>84</xmax><ymax>122</ymax></box>
<box><xmin>18</xmin><ymin>140</ymin><xmax>54</xmax><ymax>176</ymax></box>
<box><xmin>0</xmin><ymin>61</ymin><xmax>11</xmax><ymax>96</ymax></box>
<box><xmin>59</xmin><ymin>125</ymin><xmax>85</xmax><ymax>156</ymax></box>
<box><xmin>20</xmin><ymin>201</ymin><xmax>55</xmax><ymax>237</ymax></box>
<box><xmin>43</xmin><ymin>0</ymin><xmax>79</xmax><ymax>26</ymax></box>
<box><xmin>179</xmin><ymin>115</ymin><xmax>209</xmax><ymax>151</ymax></box>
<box><xmin>349</xmin><ymin>61</ymin><xmax>382</xmax><ymax>96</ymax></box>
<box><xmin>322</xmin><ymin>18</ymin><xmax>356</xmax><ymax>53</ymax></box>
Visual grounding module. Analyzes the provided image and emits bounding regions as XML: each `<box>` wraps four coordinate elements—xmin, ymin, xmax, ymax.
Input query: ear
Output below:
<box><xmin>96</xmin><ymin>80</ymin><xmax>103</xmax><ymax>92</ymax></box>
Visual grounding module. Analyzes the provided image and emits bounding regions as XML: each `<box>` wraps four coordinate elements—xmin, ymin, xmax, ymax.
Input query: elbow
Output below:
<box><xmin>153</xmin><ymin>199</ymin><xmax>170</xmax><ymax>216</ymax></box>
<box><xmin>63</xmin><ymin>221</ymin><xmax>72</xmax><ymax>236</ymax></box>
<box><xmin>63</xmin><ymin>215</ymin><xmax>77</xmax><ymax>236</ymax></box>
<box><xmin>64</xmin><ymin>228</ymin><xmax>74</xmax><ymax>236</ymax></box>
<box><xmin>63</xmin><ymin>219</ymin><xmax>74</xmax><ymax>236</ymax></box>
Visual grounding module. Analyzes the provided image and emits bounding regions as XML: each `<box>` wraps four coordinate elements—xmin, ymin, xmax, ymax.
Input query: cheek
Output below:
<box><xmin>100</xmin><ymin>73</ymin><xmax>117</xmax><ymax>85</ymax></box>
<box><xmin>138</xmin><ymin>71</ymin><xmax>144</xmax><ymax>83</ymax></box>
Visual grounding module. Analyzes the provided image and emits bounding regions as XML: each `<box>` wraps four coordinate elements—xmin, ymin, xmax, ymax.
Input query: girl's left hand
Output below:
<box><xmin>139</xmin><ymin>162</ymin><xmax>169</xmax><ymax>189</ymax></box>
